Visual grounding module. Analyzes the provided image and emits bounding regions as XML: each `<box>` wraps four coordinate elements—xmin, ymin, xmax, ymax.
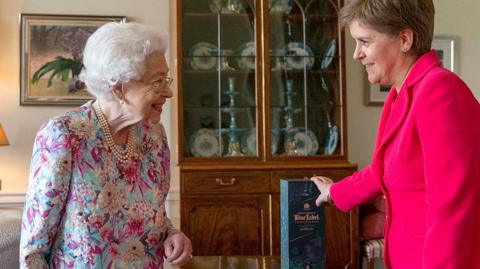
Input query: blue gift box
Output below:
<box><xmin>281</xmin><ymin>179</ymin><xmax>326</xmax><ymax>269</ymax></box>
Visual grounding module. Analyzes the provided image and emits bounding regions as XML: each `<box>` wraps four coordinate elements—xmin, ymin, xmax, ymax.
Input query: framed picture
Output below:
<box><xmin>366</xmin><ymin>84</ymin><xmax>391</xmax><ymax>106</ymax></box>
<box><xmin>431</xmin><ymin>35</ymin><xmax>457</xmax><ymax>72</ymax></box>
<box><xmin>20</xmin><ymin>14</ymin><xmax>126</xmax><ymax>106</ymax></box>
<box><xmin>366</xmin><ymin>35</ymin><xmax>458</xmax><ymax>106</ymax></box>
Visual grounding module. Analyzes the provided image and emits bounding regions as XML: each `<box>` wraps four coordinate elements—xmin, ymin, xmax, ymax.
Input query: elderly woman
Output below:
<box><xmin>312</xmin><ymin>1</ymin><xmax>480</xmax><ymax>269</ymax></box>
<box><xmin>20</xmin><ymin>22</ymin><xmax>192</xmax><ymax>268</ymax></box>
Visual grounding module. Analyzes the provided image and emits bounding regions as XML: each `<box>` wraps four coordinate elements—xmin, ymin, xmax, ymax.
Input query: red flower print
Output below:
<box><xmin>126</xmin><ymin>218</ymin><xmax>145</xmax><ymax>236</ymax></box>
<box><xmin>120</xmin><ymin>161</ymin><xmax>141</xmax><ymax>185</ymax></box>
<box><xmin>146</xmin><ymin>232</ymin><xmax>160</xmax><ymax>246</ymax></box>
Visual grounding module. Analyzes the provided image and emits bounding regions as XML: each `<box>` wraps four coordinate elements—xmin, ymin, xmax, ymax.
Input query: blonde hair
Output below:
<box><xmin>340</xmin><ymin>0</ymin><xmax>434</xmax><ymax>56</ymax></box>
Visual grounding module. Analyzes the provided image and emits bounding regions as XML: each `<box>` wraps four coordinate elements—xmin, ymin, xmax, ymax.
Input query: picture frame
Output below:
<box><xmin>431</xmin><ymin>35</ymin><xmax>457</xmax><ymax>72</ymax></box>
<box><xmin>365</xmin><ymin>84</ymin><xmax>391</xmax><ymax>106</ymax></box>
<box><xmin>366</xmin><ymin>35</ymin><xmax>458</xmax><ymax>106</ymax></box>
<box><xmin>20</xmin><ymin>14</ymin><xmax>127</xmax><ymax>106</ymax></box>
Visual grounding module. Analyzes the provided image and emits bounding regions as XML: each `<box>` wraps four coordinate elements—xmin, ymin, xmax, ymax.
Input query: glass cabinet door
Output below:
<box><xmin>268</xmin><ymin>0</ymin><xmax>342</xmax><ymax>157</ymax></box>
<box><xmin>181</xmin><ymin>0</ymin><xmax>259</xmax><ymax>158</ymax></box>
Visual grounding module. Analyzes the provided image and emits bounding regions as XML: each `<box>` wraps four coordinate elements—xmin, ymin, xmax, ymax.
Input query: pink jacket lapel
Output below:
<box><xmin>374</xmin><ymin>50</ymin><xmax>442</xmax><ymax>156</ymax></box>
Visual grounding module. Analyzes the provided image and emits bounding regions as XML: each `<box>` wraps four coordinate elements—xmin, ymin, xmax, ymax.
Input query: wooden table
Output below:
<box><xmin>169</xmin><ymin>256</ymin><xmax>280</xmax><ymax>269</ymax></box>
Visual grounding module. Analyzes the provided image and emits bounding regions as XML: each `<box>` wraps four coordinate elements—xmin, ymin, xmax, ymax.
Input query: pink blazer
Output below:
<box><xmin>331</xmin><ymin>50</ymin><xmax>480</xmax><ymax>269</ymax></box>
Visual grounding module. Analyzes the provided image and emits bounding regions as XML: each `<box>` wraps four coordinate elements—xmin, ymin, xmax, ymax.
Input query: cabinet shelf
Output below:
<box><xmin>270</xmin><ymin>13</ymin><xmax>338</xmax><ymax>21</ymax></box>
<box><xmin>270</xmin><ymin>104</ymin><xmax>342</xmax><ymax>108</ymax></box>
<box><xmin>183</xmin><ymin>69</ymin><xmax>254</xmax><ymax>75</ymax></box>
<box><xmin>182</xmin><ymin>55</ymin><xmax>338</xmax><ymax>59</ymax></box>
<box><xmin>183</xmin><ymin>12</ymin><xmax>338</xmax><ymax>21</ymax></box>
<box><xmin>184</xmin><ymin>105</ymin><xmax>256</xmax><ymax>109</ymax></box>
<box><xmin>182</xmin><ymin>69</ymin><xmax>337</xmax><ymax>75</ymax></box>
<box><xmin>183</xmin><ymin>55</ymin><xmax>256</xmax><ymax>58</ymax></box>
<box><xmin>183</xmin><ymin>12</ymin><xmax>251</xmax><ymax>18</ymax></box>
<box><xmin>270</xmin><ymin>69</ymin><xmax>338</xmax><ymax>75</ymax></box>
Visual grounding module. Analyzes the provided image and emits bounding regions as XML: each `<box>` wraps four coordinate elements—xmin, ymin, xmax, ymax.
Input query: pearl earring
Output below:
<box><xmin>119</xmin><ymin>84</ymin><xmax>126</xmax><ymax>105</ymax></box>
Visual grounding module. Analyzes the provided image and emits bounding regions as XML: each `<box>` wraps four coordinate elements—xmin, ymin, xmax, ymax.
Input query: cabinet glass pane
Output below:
<box><xmin>268</xmin><ymin>0</ymin><xmax>342</xmax><ymax>157</ymax></box>
<box><xmin>181</xmin><ymin>0</ymin><xmax>258</xmax><ymax>158</ymax></box>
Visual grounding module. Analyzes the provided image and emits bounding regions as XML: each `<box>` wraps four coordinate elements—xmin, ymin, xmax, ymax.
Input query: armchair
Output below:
<box><xmin>0</xmin><ymin>209</ymin><xmax>22</xmax><ymax>269</ymax></box>
<box><xmin>360</xmin><ymin>197</ymin><xmax>386</xmax><ymax>269</ymax></box>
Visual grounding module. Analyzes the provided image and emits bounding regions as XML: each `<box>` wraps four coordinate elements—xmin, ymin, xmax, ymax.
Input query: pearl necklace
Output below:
<box><xmin>92</xmin><ymin>102</ymin><xmax>135</xmax><ymax>164</ymax></box>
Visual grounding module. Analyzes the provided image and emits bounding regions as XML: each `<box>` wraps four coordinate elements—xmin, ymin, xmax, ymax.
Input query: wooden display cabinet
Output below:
<box><xmin>177</xmin><ymin>0</ymin><xmax>359</xmax><ymax>268</ymax></box>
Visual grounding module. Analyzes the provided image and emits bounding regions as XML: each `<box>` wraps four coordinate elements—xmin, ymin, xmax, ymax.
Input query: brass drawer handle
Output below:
<box><xmin>215</xmin><ymin>177</ymin><xmax>237</xmax><ymax>186</ymax></box>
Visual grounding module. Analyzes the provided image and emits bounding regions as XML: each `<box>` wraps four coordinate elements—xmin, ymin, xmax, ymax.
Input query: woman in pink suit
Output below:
<box><xmin>311</xmin><ymin>1</ymin><xmax>480</xmax><ymax>268</ymax></box>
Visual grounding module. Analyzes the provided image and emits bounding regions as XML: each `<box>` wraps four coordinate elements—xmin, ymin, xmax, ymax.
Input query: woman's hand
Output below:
<box><xmin>310</xmin><ymin>176</ymin><xmax>334</xmax><ymax>207</ymax></box>
<box><xmin>163</xmin><ymin>230</ymin><xmax>193</xmax><ymax>266</ymax></box>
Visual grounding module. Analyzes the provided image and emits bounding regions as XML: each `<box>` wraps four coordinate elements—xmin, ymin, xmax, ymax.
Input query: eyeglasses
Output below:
<box><xmin>147</xmin><ymin>76</ymin><xmax>174</xmax><ymax>89</ymax></box>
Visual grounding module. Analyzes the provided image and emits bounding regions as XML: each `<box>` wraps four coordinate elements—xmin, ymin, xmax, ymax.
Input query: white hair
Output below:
<box><xmin>79</xmin><ymin>22</ymin><xmax>166</xmax><ymax>100</ymax></box>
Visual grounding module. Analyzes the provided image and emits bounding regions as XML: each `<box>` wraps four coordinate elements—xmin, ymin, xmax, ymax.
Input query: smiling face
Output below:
<box><xmin>349</xmin><ymin>20</ymin><xmax>411</xmax><ymax>88</ymax></box>
<box><xmin>122</xmin><ymin>51</ymin><xmax>173</xmax><ymax>124</ymax></box>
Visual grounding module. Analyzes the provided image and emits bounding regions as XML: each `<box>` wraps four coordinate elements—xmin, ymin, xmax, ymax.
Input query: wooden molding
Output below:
<box><xmin>0</xmin><ymin>192</ymin><xmax>26</xmax><ymax>208</ymax></box>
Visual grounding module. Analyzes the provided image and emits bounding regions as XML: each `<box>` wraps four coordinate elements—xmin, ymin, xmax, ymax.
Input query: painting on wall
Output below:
<box><xmin>20</xmin><ymin>14</ymin><xmax>126</xmax><ymax>106</ymax></box>
<box><xmin>365</xmin><ymin>36</ymin><xmax>458</xmax><ymax>106</ymax></box>
<box><xmin>431</xmin><ymin>35</ymin><xmax>457</xmax><ymax>72</ymax></box>
<box><xmin>365</xmin><ymin>84</ymin><xmax>391</xmax><ymax>106</ymax></box>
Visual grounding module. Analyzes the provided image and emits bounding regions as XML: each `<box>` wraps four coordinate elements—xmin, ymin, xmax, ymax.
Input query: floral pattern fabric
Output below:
<box><xmin>20</xmin><ymin>101</ymin><xmax>173</xmax><ymax>269</ymax></box>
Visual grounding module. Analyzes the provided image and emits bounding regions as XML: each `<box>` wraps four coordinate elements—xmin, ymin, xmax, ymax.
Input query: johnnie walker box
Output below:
<box><xmin>281</xmin><ymin>179</ymin><xmax>326</xmax><ymax>269</ymax></box>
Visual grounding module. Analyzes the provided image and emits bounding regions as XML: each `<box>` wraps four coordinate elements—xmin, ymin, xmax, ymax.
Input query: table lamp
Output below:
<box><xmin>0</xmin><ymin>123</ymin><xmax>9</xmax><ymax>190</ymax></box>
<box><xmin>0</xmin><ymin>123</ymin><xmax>9</xmax><ymax>146</ymax></box>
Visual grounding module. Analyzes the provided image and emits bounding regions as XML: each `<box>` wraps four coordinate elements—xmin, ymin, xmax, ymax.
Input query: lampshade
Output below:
<box><xmin>0</xmin><ymin>124</ymin><xmax>9</xmax><ymax>146</ymax></box>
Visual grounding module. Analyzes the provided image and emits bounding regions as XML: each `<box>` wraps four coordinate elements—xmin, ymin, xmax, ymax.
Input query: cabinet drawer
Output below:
<box><xmin>181</xmin><ymin>194</ymin><xmax>270</xmax><ymax>255</ymax></box>
<box><xmin>270</xmin><ymin>169</ymin><xmax>355</xmax><ymax>192</ymax></box>
<box><xmin>182</xmin><ymin>171</ymin><xmax>270</xmax><ymax>194</ymax></box>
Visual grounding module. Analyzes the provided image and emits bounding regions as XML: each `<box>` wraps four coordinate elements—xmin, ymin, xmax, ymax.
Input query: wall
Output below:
<box><xmin>435</xmin><ymin>0</ymin><xmax>480</xmax><ymax>99</ymax></box>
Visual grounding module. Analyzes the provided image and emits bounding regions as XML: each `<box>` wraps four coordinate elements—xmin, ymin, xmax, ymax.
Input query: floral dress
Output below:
<box><xmin>20</xmin><ymin>101</ymin><xmax>174</xmax><ymax>269</ymax></box>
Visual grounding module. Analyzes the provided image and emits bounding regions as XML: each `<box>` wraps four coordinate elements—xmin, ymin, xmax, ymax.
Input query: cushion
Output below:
<box><xmin>360</xmin><ymin>211</ymin><xmax>385</xmax><ymax>240</ymax></box>
<box><xmin>360</xmin><ymin>197</ymin><xmax>386</xmax><ymax>240</ymax></box>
